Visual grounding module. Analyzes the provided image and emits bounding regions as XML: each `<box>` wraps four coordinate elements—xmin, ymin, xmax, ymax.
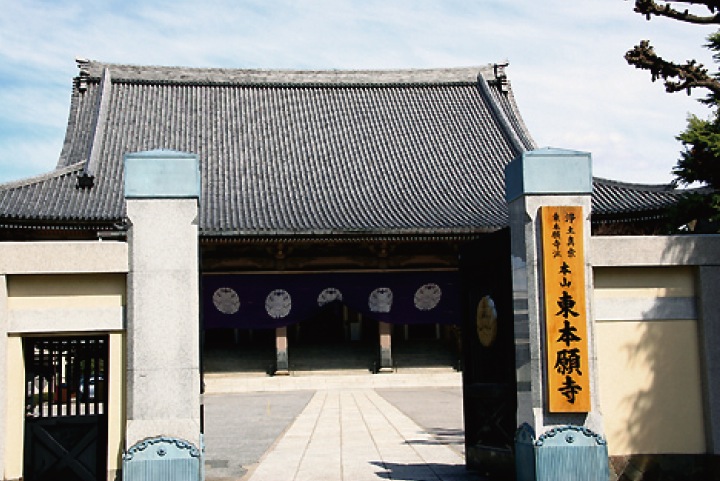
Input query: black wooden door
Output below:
<box><xmin>460</xmin><ymin>229</ymin><xmax>517</xmax><ymax>479</ymax></box>
<box><xmin>23</xmin><ymin>336</ymin><xmax>108</xmax><ymax>481</ymax></box>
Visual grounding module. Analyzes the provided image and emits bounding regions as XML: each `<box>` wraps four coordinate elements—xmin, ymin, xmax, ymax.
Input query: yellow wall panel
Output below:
<box><xmin>596</xmin><ymin>320</ymin><xmax>705</xmax><ymax>455</ymax></box>
<box><xmin>7</xmin><ymin>274</ymin><xmax>126</xmax><ymax>309</ymax></box>
<box><xmin>107</xmin><ymin>332</ymin><xmax>126</xmax><ymax>476</ymax></box>
<box><xmin>594</xmin><ymin>287</ymin><xmax>693</xmax><ymax>299</ymax></box>
<box><xmin>594</xmin><ymin>267</ymin><xmax>694</xmax><ymax>294</ymax></box>
<box><xmin>4</xmin><ymin>336</ymin><xmax>24</xmax><ymax>480</ymax></box>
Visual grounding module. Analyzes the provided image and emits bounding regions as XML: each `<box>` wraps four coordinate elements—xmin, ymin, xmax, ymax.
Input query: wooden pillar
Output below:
<box><xmin>378</xmin><ymin>321</ymin><xmax>393</xmax><ymax>372</ymax></box>
<box><xmin>276</xmin><ymin>326</ymin><xmax>289</xmax><ymax>375</ymax></box>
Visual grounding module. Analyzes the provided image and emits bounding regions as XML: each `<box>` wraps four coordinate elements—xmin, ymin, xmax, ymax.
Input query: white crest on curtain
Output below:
<box><xmin>317</xmin><ymin>288</ymin><xmax>343</xmax><ymax>306</ymax></box>
<box><xmin>414</xmin><ymin>283</ymin><xmax>442</xmax><ymax>311</ymax></box>
<box><xmin>213</xmin><ymin>287</ymin><xmax>240</xmax><ymax>314</ymax></box>
<box><xmin>369</xmin><ymin>287</ymin><xmax>393</xmax><ymax>313</ymax></box>
<box><xmin>266</xmin><ymin>289</ymin><xmax>292</xmax><ymax>318</ymax></box>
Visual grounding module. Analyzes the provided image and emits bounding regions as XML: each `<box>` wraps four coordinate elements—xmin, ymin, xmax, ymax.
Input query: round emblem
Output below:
<box><xmin>266</xmin><ymin>289</ymin><xmax>292</xmax><ymax>318</ymax></box>
<box><xmin>476</xmin><ymin>296</ymin><xmax>498</xmax><ymax>348</ymax></box>
<box><xmin>212</xmin><ymin>287</ymin><xmax>240</xmax><ymax>314</ymax></box>
<box><xmin>318</xmin><ymin>288</ymin><xmax>343</xmax><ymax>306</ymax></box>
<box><xmin>414</xmin><ymin>283</ymin><xmax>442</xmax><ymax>311</ymax></box>
<box><xmin>369</xmin><ymin>287</ymin><xmax>393</xmax><ymax>313</ymax></box>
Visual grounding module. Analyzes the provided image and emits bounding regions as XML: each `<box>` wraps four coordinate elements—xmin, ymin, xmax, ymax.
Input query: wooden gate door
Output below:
<box><xmin>460</xmin><ymin>229</ymin><xmax>518</xmax><ymax>479</ymax></box>
<box><xmin>23</xmin><ymin>336</ymin><xmax>108</xmax><ymax>481</ymax></box>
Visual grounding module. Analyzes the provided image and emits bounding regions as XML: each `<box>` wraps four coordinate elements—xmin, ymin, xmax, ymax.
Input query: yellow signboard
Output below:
<box><xmin>540</xmin><ymin>206</ymin><xmax>591</xmax><ymax>413</ymax></box>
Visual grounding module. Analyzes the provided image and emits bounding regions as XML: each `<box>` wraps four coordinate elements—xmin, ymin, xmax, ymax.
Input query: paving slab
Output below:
<box><xmin>203</xmin><ymin>391</ymin><xmax>314</xmax><ymax>479</ymax></box>
<box><xmin>375</xmin><ymin>387</ymin><xmax>465</xmax><ymax>456</ymax></box>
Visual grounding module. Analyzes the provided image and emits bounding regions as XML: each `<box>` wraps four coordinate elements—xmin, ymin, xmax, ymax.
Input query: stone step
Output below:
<box><xmin>203</xmin><ymin>371</ymin><xmax>463</xmax><ymax>393</ymax></box>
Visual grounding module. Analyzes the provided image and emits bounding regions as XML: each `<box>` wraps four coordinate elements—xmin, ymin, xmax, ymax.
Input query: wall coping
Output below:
<box><xmin>591</xmin><ymin>235</ymin><xmax>720</xmax><ymax>267</ymax></box>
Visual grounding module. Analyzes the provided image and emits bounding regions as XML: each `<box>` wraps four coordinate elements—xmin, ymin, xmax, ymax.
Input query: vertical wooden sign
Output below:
<box><xmin>540</xmin><ymin>206</ymin><xmax>591</xmax><ymax>413</ymax></box>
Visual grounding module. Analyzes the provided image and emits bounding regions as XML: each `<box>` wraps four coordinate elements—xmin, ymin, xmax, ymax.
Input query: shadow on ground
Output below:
<box><xmin>370</xmin><ymin>461</ymin><xmax>496</xmax><ymax>481</ymax></box>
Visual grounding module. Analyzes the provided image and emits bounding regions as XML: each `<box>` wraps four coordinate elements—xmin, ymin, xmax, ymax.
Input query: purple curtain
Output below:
<box><xmin>202</xmin><ymin>271</ymin><xmax>461</xmax><ymax>329</ymax></box>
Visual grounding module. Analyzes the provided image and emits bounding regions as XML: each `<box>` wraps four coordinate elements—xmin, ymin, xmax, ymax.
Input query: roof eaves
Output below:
<box><xmin>592</xmin><ymin>177</ymin><xmax>678</xmax><ymax>192</ymax></box>
<box><xmin>198</xmin><ymin>224</ymin><xmax>506</xmax><ymax>243</ymax></box>
<box><xmin>0</xmin><ymin>163</ymin><xmax>85</xmax><ymax>191</ymax></box>
<box><xmin>0</xmin><ymin>217</ymin><xmax>124</xmax><ymax>232</ymax></box>
<box><xmin>199</xmin><ymin>225</ymin><xmax>503</xmax><ymax>237</ymax></box>
<box><xmin>590</xmin><ymin>210</ymin><xmax>669</xmax><ymax>224</ymax></box>
<box><xmin>200</xmin><ymin>232</ymin><xmax>493</xmax><ymax>245</ymax></box>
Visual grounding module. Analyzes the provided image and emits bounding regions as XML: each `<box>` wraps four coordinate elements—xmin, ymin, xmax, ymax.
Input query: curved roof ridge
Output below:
<box><xmin>0</xmin><ymin>162</ymin><xmax>84</xmax><ymax>191</ymax></box>
<box><xmin>83</xmin><ymin>67</ymin><xmax>112</xmax><ymax>178</ymax></box>
<box><xmin>77</xmin><ymin>59</ymin><xmax>497</xmax><ymax>86</ymax></box>
<box><xmin>500</xmin><ymin>83</ymin><xmax>536</xmax><ymax>150</ymax></box>
<box><xmin>476</xmin><ymin>73</ymin><xmax>525</xmax><ymax>156</ymax></box>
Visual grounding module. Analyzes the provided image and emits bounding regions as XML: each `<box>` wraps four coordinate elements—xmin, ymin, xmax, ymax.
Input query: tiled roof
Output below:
<box><xmin>591</xmin><ymin>178</ymin><xmax>699</xmax><ymax>223</ymax></box>
<box><xmin>0</xmin><ymin>60</ymin><xmax>689</xmax><ymax>237</ymax></box>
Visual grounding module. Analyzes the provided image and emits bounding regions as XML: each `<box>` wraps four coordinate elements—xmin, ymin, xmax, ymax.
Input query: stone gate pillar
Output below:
<box><xmin>124</xmin><ymin>150</ymin><xmax>202</xmax><ymax>451</ymax></box>
<box><xmin>505</xmin><ymin>148</ymin><xmax>608</xmax><ymax>480</ymax></box>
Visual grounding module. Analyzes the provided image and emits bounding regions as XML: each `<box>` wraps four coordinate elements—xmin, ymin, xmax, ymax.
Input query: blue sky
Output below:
<box><xmin>0</xmin><ymin>0</ymin><xmax>716</xmax><ymax>184</ymax></box>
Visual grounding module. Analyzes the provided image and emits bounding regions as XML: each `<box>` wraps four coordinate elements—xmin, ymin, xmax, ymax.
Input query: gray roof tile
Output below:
<box><xmin>0</xmin><ymin>60</ymin><xmax>689</xmax><ymax>236</ymax></box>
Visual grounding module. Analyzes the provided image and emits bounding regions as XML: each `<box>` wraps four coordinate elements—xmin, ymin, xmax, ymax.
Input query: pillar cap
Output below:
<box><xmin>505</xmin><ymin>148</ymin><xmax>592</xmax><ymax>203</ymax></box>
<box><xmin>124</xmin><ymin>150</ymin><xmax>200</xmax><ymax>199</ymax></box>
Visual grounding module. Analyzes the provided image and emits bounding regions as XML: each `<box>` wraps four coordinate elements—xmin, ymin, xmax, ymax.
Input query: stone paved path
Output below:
<box><xmin>247</xmin><ymin>389</ymin><xmax>473</xmax><ymax>481</ymax></box>
<box><xmin>203</xmin><ymin>373</ymin><xmax>483</xmax><ymax>481</ymax></box>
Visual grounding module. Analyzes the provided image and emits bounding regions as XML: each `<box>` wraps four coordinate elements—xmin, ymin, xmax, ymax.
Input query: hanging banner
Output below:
<box><xmin>540</xmin><ymin>206</ymin><xmax>591</xmax><ymax>413</ymax></box>
<box><xmin>202</xmin><ymin>270</ymin><xmax>461</xmax><ymax>329</ymax></box>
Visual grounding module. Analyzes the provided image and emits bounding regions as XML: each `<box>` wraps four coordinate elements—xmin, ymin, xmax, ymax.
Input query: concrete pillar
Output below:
<box><xmin>697</xmin><ymin>266</ymin><xmax>720</xmax><ymax>453</ymax></box>
<box><xmin>124</xmin><ymin>150</ymin><xmax>202</xmax><ymax>449</ymax></box>
<box><xmin>378</xmin><ymin>321</ymin><xmax>393</xmax><ymax>372</ymax></box>
<box><xmin>505</xmin><ymin>149</ymin><xmax>607</xmax><ymax>480</ymax></box>
<box><xmin>275</xmin><ymin>327</ymin><xmax>289</xmax><ymax>375</ymax></box>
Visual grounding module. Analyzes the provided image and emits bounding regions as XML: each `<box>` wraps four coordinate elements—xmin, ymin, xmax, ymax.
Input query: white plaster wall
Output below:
<box><xmin>591</xmin><ymin>235</ymin><xmax>720</xmax><ymax>267</ymax></box>
<box><xmin>0</xmin><ymin>241</ymin><xmax>127</xmax><ymax>274</ymax></box>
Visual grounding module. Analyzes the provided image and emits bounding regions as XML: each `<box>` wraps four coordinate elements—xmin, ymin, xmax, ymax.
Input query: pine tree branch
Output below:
<box><xmin>625</xmin><ymin>40</ymin><xmax>720</xmax><ymax>95</ymax></box>
<box><xmin>633</xmin><ymin>0</ymin><xmax>720</xmax><ymax>24</ymax></box>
